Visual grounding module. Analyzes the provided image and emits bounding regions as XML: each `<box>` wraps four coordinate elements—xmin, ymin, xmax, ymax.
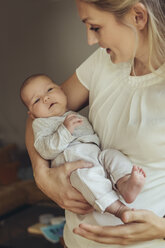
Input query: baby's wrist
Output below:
<box><xmin>64</xmin><ymin>124</ymin><xmax>73</xmax><ymax>134</ymax></box>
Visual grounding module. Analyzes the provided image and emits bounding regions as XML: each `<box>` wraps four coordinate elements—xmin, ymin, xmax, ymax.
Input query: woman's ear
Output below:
<box><xmin>132</xmin><ymin>3</ymin><xmax>148</xmax><ymax>30</ymax></box>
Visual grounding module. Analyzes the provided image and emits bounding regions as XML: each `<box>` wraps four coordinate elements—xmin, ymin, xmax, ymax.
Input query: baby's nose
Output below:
<box><xmin>43</xmin><ymin>95</ymin><xmax>50</xmax><ymax>103</ymax></box>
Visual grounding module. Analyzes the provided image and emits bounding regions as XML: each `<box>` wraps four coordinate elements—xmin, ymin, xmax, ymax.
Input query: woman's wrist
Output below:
<box><xmin>33</xmin><ymin>162</ymin><xmax>52</xmax><ymax>196</ymax></box>
<box><xmin>32</xmin><ymin>158</ymin><xmax>50</xmax><ymax>183</ymax></box>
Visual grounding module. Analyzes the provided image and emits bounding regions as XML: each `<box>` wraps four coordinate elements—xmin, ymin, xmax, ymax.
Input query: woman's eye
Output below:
<box><xmin>34</xmin><ymin>98</ymin><xmax>40</xmax><ymax>104</ymax></box>
<box><xmin>48</xmin><ymin>88</ymin><xmax>53</xmax><ymax>92</ymax></box>
<box><xmin>90</xmin><ymin>26</ymin><xmax>100</xmax><ymax>32</ymax></box>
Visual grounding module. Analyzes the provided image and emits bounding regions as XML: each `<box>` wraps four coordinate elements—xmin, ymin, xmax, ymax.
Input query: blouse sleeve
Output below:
<box><xmin>76</xmin><ymin>48</ymin><xmax>106</xmax><ymax>90</ymax></box>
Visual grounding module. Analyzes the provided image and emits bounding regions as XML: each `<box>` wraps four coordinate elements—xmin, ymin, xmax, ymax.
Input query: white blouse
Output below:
<box><xmin>64</xmin><ymin>48</ymin><xmax>165</xmax><ymax>248</ymax></box>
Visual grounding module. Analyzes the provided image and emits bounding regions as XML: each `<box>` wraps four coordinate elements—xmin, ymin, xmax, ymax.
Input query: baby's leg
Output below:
<box><xmin>106</xmin><ymin>200</ymin><xmax>130</xmax><ymax>220</ymax></box>
<box><xmin>116</xmin><ymin>165</ymin><xmax>146</xmax><ymax>203</ymax></box>
<box><xmin>99</xmin><ymin>149</ymin><xmax>146</xmax><ymax>203</ymax></box>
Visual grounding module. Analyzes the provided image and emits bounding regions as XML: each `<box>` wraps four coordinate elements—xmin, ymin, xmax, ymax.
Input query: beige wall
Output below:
<box><xmin>0</xmin><ymin>0</ymin><xmax>97</xmax><ymax>148</ymax></box>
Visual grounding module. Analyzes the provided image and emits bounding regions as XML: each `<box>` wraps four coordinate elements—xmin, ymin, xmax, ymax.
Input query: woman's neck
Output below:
<box><xmin>130</xmin><ymin>59</ymin><xmax>151</xmax><ymax>76</ymax></box>
<box><xmin>131</xmin><ymin>57</ymin><xmax>164</xmax><ymax>76</ymax></box>
<box><xmin>131</xmin><ymin>42</ymin><xmax>163</xmax><ymax>76</ymax></box>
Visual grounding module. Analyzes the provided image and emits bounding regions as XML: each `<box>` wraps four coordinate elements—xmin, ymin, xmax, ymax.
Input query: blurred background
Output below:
<box><xmin>0</xmin><ymin>1</ymin><xmax>97</xmax><ymax>246</ymax></box>
<box><xmin>0</xmin><ymin>0</ymin><xmax>97</xmax><ymax>149</ymax></box>
<box><xmin>0</xmin><ymin>0</ymin><xmax>97</xmax><ymax>180</ymax></box>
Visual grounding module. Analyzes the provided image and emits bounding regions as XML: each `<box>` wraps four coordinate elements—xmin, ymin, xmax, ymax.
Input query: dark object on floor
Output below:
<box><xmin>0</xmin><ymin>201</ymin><xmax>64</xmax><ymax>248</ymax></box>
<box><xmin>0</xmin><ymin>180</ymin><xmax>49</xmax><ymax>216</ymax></box>
<box><xmin>0</xmin><ymin>246</ymin><xmax>13</xmax><ymax>248</ymax></box>
<box><xmin>0</xmin><ymin>144</ymin><xmax>20</xmax><ymax>185</ymax></box>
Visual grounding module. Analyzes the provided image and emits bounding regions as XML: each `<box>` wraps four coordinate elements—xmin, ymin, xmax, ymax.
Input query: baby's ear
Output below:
<box><xmin>28</xmin><ymin>111</ymin><xmax>35</xmax><ymax>120</ymax></box>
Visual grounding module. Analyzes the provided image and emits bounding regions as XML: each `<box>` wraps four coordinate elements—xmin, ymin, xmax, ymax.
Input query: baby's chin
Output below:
<box><xmin>48</xmin><ymin>109</ymin><xmax>68</xmax><ymax>117</ymax></box>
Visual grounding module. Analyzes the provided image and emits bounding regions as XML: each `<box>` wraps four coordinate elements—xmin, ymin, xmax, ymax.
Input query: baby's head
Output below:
<box><xmin>20</xmin><ymin>74</ymin><xmax>68</xmax><ymax>119</ymax></box>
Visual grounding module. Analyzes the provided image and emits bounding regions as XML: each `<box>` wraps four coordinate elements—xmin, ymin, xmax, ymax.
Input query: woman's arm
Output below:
<box><xmin>25</xmin><ymin>73</ymin><xmax>93</xmax><ymax>214</ymax></box>
<box><xmin>61</xmin><ymin>72</ymin><xmax>89</xmax><ymax>111</ymax></box>
<box><xmin>73</xmin><ymin>209</ymin><xmax>165</xmax><ymax>245</ymax></box>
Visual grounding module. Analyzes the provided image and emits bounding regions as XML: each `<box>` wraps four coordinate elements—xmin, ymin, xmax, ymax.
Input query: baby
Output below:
<box><xmin>20</xmin><ymin>74</ymin><xmax>146</xmax><ymax>220</ymax></box>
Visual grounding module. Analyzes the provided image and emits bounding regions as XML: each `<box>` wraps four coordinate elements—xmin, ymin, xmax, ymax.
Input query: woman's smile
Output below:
<box><xmin>76</xmin><ymin>0</ymin><xmax>138</xmax><ymax>64</ymax></box>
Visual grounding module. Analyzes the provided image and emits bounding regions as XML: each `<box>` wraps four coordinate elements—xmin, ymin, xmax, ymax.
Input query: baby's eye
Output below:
<box><xmin>34</xmin><ymin>98</ymin><xmax>40</xmax><ymax>104</ymax></box>
<box><xmin>90</xmin><ymin>26</ymin><xmax>100</xmax><ymax>32</ymax></box>
<box><xmin>48</xmin><ymin>87</ymin><xmax>53</xmax><ymax>92</ymax></box>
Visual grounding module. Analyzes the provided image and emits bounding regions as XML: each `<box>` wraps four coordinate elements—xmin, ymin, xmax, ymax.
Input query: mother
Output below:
<box><xmin>26</xmin><ymin>0</ymin><xmax>165</xmax><ymax>247</ymax></box>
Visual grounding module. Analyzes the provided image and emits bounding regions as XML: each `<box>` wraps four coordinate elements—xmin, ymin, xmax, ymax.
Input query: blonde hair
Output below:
<box><xmin>81</xmin><ymin>0</ymin><xmax>165</xmax><ymax>71</ymax></box>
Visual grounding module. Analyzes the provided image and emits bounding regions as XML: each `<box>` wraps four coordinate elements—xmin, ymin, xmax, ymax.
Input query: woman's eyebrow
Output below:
<box><xmin>82</xmin><ymin>18</ymin><xmax>98</xmax><ymax>25</ymax></box>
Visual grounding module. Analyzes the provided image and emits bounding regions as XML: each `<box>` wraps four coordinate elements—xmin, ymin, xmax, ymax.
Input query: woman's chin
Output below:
<box><xmin>111</xmin><ymin>57</ymin><xmax>121</xmax><ymax>64</ymax></box>
<box><xmin>111</xmin><ymin>55</ymin><xmax>128</xmax><ymax>64</ymax></box>
<box><xmin>110</xmin><ymin>53</ymin><xmax>120</xmax><ymax>64</ymax></box>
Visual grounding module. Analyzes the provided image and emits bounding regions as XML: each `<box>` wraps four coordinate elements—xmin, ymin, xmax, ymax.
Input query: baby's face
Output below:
<box><xmin>22</xmin><ymin>76</ymin><xmax>67</xmax><ymax>118</ymax></box>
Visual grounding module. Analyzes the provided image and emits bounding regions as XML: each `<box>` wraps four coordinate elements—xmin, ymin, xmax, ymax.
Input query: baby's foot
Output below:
<box><xmin>106</xmin><ymin>200</ymin><xmax>130</xmax><ymax>220</ymax></box>
<box><xmin>117</xmin><ymin>165</ymin><xmax>146</xmax><ymax>203</ymax></box>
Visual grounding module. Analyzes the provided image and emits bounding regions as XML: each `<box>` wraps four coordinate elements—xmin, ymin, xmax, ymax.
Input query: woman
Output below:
<box><xmin>26</xmin><ymin>0</ymin><xmax>165</xmax><ymax>247</ymax></box>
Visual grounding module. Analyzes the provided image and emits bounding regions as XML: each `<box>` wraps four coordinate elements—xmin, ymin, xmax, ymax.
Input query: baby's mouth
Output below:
<box><xmin>49</xmin><ymin>102</ymin><xmax>56</xmax><ymax>109</ymax></box>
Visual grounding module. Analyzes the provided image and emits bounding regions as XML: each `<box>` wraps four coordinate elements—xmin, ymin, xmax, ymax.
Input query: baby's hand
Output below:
<box><xmin>64</xmin><ymin>114</ymin><xmax>83</xmax><ymax>134</ymax></box>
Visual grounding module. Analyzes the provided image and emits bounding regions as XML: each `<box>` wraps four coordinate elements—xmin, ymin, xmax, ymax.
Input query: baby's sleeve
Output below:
<box><xmin>32</xmin><ymin>118</ymin><xmax>75</xmax><ymax>160</ymax></box>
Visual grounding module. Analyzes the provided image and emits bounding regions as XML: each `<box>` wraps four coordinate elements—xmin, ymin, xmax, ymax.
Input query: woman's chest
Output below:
<box><xmin>89</xmin><ymin>82</ymin><xmax>165</xmax><ymax>164</ymax></box>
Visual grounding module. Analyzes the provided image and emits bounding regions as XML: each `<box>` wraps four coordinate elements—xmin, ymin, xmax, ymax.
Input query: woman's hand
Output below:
<box><xmin>35</xmin><ymin>159</ymin><xmax>94</xmax><ymax>214</ymax></box>
<box><xmin>73</xmin><ymin>209</ymin><xmax>165</xmax><ymax>245</ymax></box>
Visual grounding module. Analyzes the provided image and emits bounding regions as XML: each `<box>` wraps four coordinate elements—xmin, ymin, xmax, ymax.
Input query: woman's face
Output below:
<box><xmin>76</xmin><ymin>0</ymin><xmax>137</xmax><ymax>64</ymax></box>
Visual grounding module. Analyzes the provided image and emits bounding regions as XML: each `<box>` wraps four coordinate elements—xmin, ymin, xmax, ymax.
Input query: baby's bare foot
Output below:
<box><xmin>106</xmin><ymin>200</ymin><xmax>130</xmax><ymax>220</ymax></box>
<box><xmin>117</xmin><ymin>165</ymin><xmax>146</xmax><ymax>203</ymax></box>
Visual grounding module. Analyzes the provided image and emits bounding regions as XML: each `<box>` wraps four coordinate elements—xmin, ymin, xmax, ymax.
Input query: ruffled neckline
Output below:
<box><xmin>121</xmin><ymin>62</ymin><xmax>165</xmax><ymax>88</ymax></box>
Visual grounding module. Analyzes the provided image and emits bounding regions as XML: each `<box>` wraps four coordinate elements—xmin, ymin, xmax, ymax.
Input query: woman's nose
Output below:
<box><xmin>87</xmin><ymin>28</ymin><xmax>98</xmax><ymax>46</ymax></box>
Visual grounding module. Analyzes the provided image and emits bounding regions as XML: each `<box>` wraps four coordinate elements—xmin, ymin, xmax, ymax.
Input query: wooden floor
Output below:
<box><xmin>0</xmin><ymin>201</ymin><xmax>65</xmax><ymax>248</ymax></box>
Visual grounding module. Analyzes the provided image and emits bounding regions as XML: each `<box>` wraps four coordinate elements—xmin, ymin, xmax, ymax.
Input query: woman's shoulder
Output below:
<box><xmin>76</xmin><ymin>48</ymin><xmax>127</xmax><ymax>91</ymax></box>
<box><xmin>77</xmin><ymin>48</ymin><xmax>114</xmax><ymax>68</ymax></box>
<box><xmin>86</xmin><ymin>47</ymin><xmax>114</xmax><ymax>65</ymax></box>
<box><xmin>76</xmin><ymin>48</ymin><xmax>116</xmax><ymax>79</ymax></box>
